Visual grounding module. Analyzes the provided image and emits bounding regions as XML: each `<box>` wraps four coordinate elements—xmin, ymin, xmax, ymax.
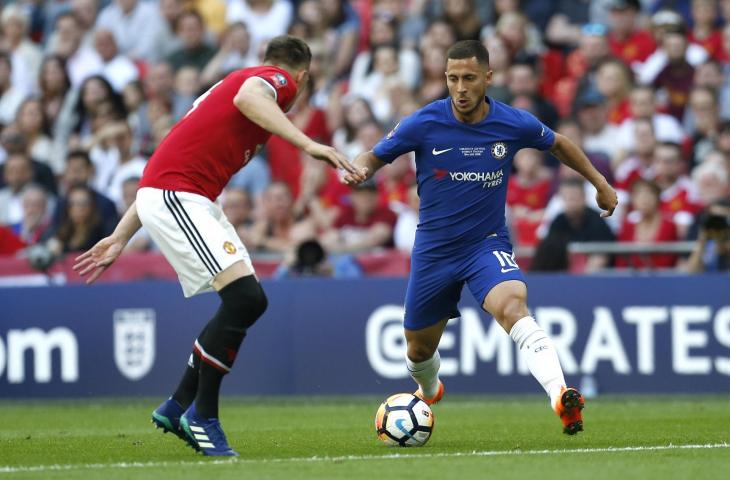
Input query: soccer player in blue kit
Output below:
<box><xmin>343</xmin><ymin>40</ymin><xmax>618</xmax><ymax>435</ymax></box>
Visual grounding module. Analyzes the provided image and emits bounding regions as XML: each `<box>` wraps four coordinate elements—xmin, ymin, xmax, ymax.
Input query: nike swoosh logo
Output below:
<box><xmin>394</xmin><ymin>419</ymin><xmax>413</xmax><ymax>438</ymax></box>
<box><xmin>432</xmin><ymin>148</ymin><xmax>453</xmax><ymax>155</ymax></box>
<box><xmin>501</xmin><ymin>267</ymin><xmax>519</xmax><ymax>273</ymax></box>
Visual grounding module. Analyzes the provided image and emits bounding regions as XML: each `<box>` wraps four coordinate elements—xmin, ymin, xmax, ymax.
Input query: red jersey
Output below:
<box><xmin>608</xmin><ymin>30</ymin><xmax>656</xmax><ymax>64</ymax></box>
<box><xmin>140</xmin><ymin>66</ymin><xmax>298</xmax><ymax>200</ymax></box>
<box><xmin>616</xmin><ymin>212</ymin><xmax>678</xmax><ymax>269</ymax></box>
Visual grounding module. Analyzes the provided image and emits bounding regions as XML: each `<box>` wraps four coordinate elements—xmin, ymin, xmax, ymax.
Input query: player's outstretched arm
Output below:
<box><xmin>550</xmin><ymin>133</ymin><xmax>618</xmax><ymax>217</ymax></box>
<box><xmin>234</xmin><ymin>78</ymin><xmax>365</xmax><ymax>180</ymax></box>
<box><xmin>341</xmin><ymin>151</ymin><xmax>386</xmax><ymax>185</ymax></box>
<box><xmin>73</xmin><ymin>201</ymin><xmax>142</xmax><ymax>284</ymax></box>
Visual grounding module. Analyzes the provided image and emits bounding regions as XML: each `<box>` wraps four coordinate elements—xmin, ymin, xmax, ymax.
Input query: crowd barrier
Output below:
<box><xmin>1</xmin><ymin>275</ymin><xmax>729</xmax><ymax>398</ymax></box>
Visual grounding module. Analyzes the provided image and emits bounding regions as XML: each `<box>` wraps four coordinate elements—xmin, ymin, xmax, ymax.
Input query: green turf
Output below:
<box><xmin>1</xmin><ymin>395</ymin><xmax>729</xmax><ymax>480</ymax></box>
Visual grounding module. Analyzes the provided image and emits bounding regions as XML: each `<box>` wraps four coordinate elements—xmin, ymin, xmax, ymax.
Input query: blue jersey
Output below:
<box><xmin>373</xmin><ymin>97</ymin><xmax>555</xmax><ymax>256</ymax></box>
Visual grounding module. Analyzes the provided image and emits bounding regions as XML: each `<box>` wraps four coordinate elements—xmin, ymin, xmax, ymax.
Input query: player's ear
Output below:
<box><xmin>295</xmin><ymin>69</ymin><xmax>309</xmax><ymax>86</ymax></box>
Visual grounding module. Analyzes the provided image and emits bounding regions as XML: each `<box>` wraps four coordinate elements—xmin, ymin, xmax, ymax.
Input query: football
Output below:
<box><xmin>374</xmin><ymin>393</ymin><xmax>434</xmax><ymax>447</ymax></box>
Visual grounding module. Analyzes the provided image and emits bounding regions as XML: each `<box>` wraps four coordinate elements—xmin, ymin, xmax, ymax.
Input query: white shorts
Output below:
<box><xmin>136</xmin><ymin>187</ymin><xmax>254</xmax><ymax>297</ymax></box>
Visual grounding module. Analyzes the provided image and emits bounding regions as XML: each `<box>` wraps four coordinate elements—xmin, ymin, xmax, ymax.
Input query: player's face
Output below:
<box><xmin>445</xmin><ymin>57</ymin><xmax>492</xmax><ymax>122</ymax></box>
<box><xmin>286</xmin><ymin>69</ymin><xmax>310</xmax><ymax>112</ymax></box>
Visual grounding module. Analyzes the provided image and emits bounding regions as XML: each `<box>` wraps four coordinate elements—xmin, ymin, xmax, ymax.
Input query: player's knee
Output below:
<box><xmin>495</xmin><ymin>294</ymin><xmax>528</xmax><ymax>330</ymax></box>
<box><xmin>407</xmin><ymin>342</ymin><xmax>437</xmax><ymax>363</ymax></box>
<box><xmin>219</xmin><ymin>276</ymin><xmax>268</xmax><ymax>329</ymax></box>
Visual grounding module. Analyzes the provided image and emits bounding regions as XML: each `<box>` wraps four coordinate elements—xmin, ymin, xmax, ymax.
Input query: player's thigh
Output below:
<box><xmin>462</xmin><ymin>246</ymin><xmax>528</xmax><ymax>329</ymax></box>
<box><xmin>136</xmin><ymin>188</ymin><xmax>251</xmax><ymax>296</ymax></box>
<box><xmin>211</xmin><ymin>212</ymin><xmax>255</xmax><ymax>291</ymax></box>
<box><xmin>404</xmin><ymin>256</ymin><xmax>462</xmax><ymax>332</ymax></box>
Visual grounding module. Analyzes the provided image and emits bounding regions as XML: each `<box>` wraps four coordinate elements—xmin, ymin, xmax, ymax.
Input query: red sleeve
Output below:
<box><xmin>257</xmin><ymin>68</ymin><xmax>298</xmax><ymax>111</ymax></box>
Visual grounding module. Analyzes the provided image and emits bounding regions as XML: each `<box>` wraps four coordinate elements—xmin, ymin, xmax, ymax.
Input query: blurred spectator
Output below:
<box><xmin>507</xmin><ymin>148</ymin><xmax>552</xmax><ymax>247</ymax></box>
<box><xmin>14</xmin><ymin>98</ymin><xmax>54</xmax><ymax>173</ymax></box>
<box><xmin>0</xmin><ymin>152</ymin><xmax>34</xmax><ymax>225</ymax></box>
<box><xmin>331</xmin><ymin>96</ymin><xmax>377</xmax><ymax>161</ymax></box>
<box><xmin>171</xmin><ymin>66</ymin><xmax>201</xmax><ymax>121</ymax></box>
<box><xmin>274</xmin><ymin>238</ymin><xmax>335</xmax><ymax>278</ymax></box>
<box><xmin>226</xmin><ymin>0</ymin><xmax>293</xmax><ymax>62</ymax></box>
<box><xmin>615</xmin><ymin>85</ymin><xmax>685</xmax><ymax>153</ymax></box>
<box><xmin>554</xmin><ymin>23</ymin><xmax>611</xmax><ymax>117</ymax></box>
<box><xmin>351</xmin><ymin>12</ymin><xmax>419</xmax><ymax>94</ymax></box>
<box><xmin>692</xmin><ymin>153</ymin><xmax>730</xmax><ymax>208</ymax></box>
<box><xmin>0</xmin><ymin>51</ymin><xmax>26</xmax><ymax>126</ymax></box>
<box><xmin>72</xmin><ymin>75</ymin><xmax>126</xmax><ymax>147</ymax></box>
<box><xmin>54</xmin><ymin>149</ymin><xmax>118</xmax><ymax>233</ymax></box>
<box><xmin>348</xmin><ymin>44</ymin><xmax>404</xmax><ymax>123</ymax></box>
<box><xmin>614</xmin><ymin>117</ymin><xmax>656</xmax><ymax>191</ymax></box>
<box><xmin>144</xmin><ymin>62</ymin><xmax>175</xmax><ymax>102</ymax></box>
<box><xmin>201</xmin><ymin>22</ymin><xmax>254</xmax><ymax>85</ymax></box>
<box><xmin>575</xmin><ymin>89</ymin><xmax>622</xmax><ymax>160</ymax></box>
<box><xmin>606</xmin><ymin>0</ymin><xmax>655</xmax><ymax>65</ymax></box>
<box><xmin>493</xmin><ymin>11</ymin><xmax>544</xmax><ymax>61</ymax></box>
<box><xmin>420</xmin><ymin>18</ymin><xmax>457</xmax><ymax>53</ymax></box>
<box><xmin>13</xmin><ymin>183</ymin><xmax>52</xmax><ymax>246</ymax></box>
<box><xmin>545</xmin><ymin>0</ymin><xmax>593</xmax><ymax>48</ymax></box>
<box><xmin>88</xmin><ymin>121</ymin><xmax>146</xmax><ymax>208</ymax></box>
<box><xmin>394</xmin><ymin>183</ymin><xmax>418</xmax><ymax>253</ymax></box>
<box><xmin>221</xmin><ymin>186</ymin><xmax>253</xmax><ymax>241</ymax></box>
<box><xmin>684</xmin><ymin>197</ymin><xmax>730</xmax><ymax>272</ymax></box>
<box><xmin>0</xmin><ymin>129</ymin><xmax>57</xmax><ymax>194</ymax></box>
<box><xmin>616</xmin><ymin>179</ymin><xmax>679</xmax><ymax>269</ymax></box>
<box><xmin>416</xmin><ymin>46</ymin><xmax>449</xmax><ymax>105</ymax></box>
<box><xmin>190</xmin><ymin>0</ymin><xmax>227</xmax><ymax>36</ymax></box>
<box><xmin>245</xmin><ymin>182</ymin><xmax>314</xmax><ymax>253</ymax></box>
<box><xmin>122</xmin><ymin>80</ymin><xmax>150</xmax><ymax>153</ymax></box>
<box><xmin>635</xmin><ymin>9</ymin><xmax>708</xmax><ymax>85</ymax></box>
<box><xmin>38</xmin><ymin>55</ymin><xmax>72</xmax><ymax>134</ymax></box>
<box><xmin>693</xmin><ymin>60</ymin><xmax>730</xmax><ymax>121</ymax></box>
<box><xmin>375</xmin><ymin>151</ymin><xmax>415</xmax><ymax>212</ymax></box>
<box><xmin>653</xmin><ymin>26</ymin><xmax>695</xmax><ymax>120</ymax></box>
<box><xmin>0</xmin><ymin>224</ymin><xmax>24</xmax><ymax>256</ymax></box>
<box><xmin>93</xmin><ymin>28</ymin><xmax>139</xmax><ymax>93</ymax></box>
<box><xmin>47</xmin><ymin>184</ymin><xmax>108</xmax><ymax>255</ymax></box>
<box><xmin>529</xmin><ymin>232</ymin><xmax>570</xmax><ymax>272</ymax></box>
<box><xmin>320</xmin><ymin>180</ymin><xmax>397</xmax><ymax>254</ymax></box>
<box><xmin>321</xmin><ymin>0</ymin><xmax>361</xmax><ymax>79</ymax></box>
<box><xmin>689</xmin><ymin>0</ymin><xmax>722</xmax><ymax>60</ymax></box>
<box><xmin>151</xmin><ymin>0</ymin><xmax>185</xmax><ymax>63</ymax></box>
<box><xmin>50</xmin><ymin>11</ymin><xmax>103</xmax><ymax>88</ymax></box>
<box><xmin>686</xmin><ymin>87</ymin><xmax>720</xmax><ymax>169</ymax></box>
<box><xmin>1</xmin><ymin>3</ymin><xmax>43</xmax><ymax>96</ymax></box>
<box><xmin>595</xmin><ymin>59</ymin><xmax>633</xmax><ymax>125</ymax></box>
<box><xmin>483</xmin><ymin>34</ymin><xmax>511</xmax><ymax>103</ymax></box>
<box><xmin>508</xmin><ymin>61</ymin><xmax>559</xmax><ymax>129</ymax></box>
<box><xmin>652</xmin><ymin>142</ymin><xmax>703</xmax><ymax>236</ymax></box>
<box><xmin>168</xmin><ymin>9</ymin><xmax>216</xmax><ymax>72</ymax></box>
<box><xmin>556</xmin><ymin>118</ymin><xmax>613</xmax><ymax>182</ymax></box>
<box><xmin>443</xmin><ymin>0</ymin><xmax>482</xmax><ymax>42</ymax></box>
<box><xmin>542</xmin><ymin>178</ymin><xmax>616</xmax><ymax>272</ymax></box>
<box><xmin>95</xmin><ymin>0</ymin><xmax>165</xmax><ymax>63</ymax></box>
<box><xmin>227</xmin><ymin>153</ymin><xmax>271</xmax><ymax>202</ymax></box>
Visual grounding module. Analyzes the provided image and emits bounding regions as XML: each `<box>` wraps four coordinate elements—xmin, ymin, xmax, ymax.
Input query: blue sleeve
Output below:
<box><xmin>519</xmin><ymin>110</ymin><xmax>555</xmax><ymax>151</ymax></box>
<box><xmin>372</xmin><ymin>112</ymin><xmax>421</xmax><ymax>164</ymax></box>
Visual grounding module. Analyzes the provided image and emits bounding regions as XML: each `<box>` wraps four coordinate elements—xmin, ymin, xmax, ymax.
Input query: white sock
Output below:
<box><xmin>406</xmin><ymin>351</ymin><xmax>441</xmax><ymax>398</ymax></box>
<box><xmin>510</xmin><ymin>316</ymin><xmax>566</xmax><ymax>407</ymax></box>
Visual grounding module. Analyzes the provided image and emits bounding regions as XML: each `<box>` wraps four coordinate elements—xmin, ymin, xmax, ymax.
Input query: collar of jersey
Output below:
<box><xmin>445</xmin><ymin>96</ymin><xmax>495</xmax><ymax>127</ymax></box>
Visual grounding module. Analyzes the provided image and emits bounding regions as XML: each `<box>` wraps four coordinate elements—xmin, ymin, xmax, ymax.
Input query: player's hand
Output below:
<box><xmin>304</xmin><ymin>142</ymin><xmax>365</xmax><ymax>180</ymax></box>
<box><xmin>596</xmin><ymin>184</ymin><xmax>618</xmax><ymax>218</ymax></box>
<box><xmin>341</xmin><ymin>167</ymin><xmax>370</xmax><ymax>186</ymax></box>
<box><xmin>72</xmin><ymin>235</ymin><xmax>126</xmax><ymax>284</ymax></box>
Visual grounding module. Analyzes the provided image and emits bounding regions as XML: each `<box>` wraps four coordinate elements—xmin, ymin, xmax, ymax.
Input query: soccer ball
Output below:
<box><xmin>375</xmin><ymin>393</ymin><xmax>434</xmax><ymax>447</ymax></box>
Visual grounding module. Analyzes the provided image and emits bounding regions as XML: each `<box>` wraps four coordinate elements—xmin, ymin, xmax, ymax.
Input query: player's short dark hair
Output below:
<box><xmin>264</xmin><ymin>35</ymin><xmax>312</xmax><ymax>70</ymax></box>
<box><xmin>67</xmin><ymin>149</ymin><xmax>92</xmax><ymax>166</ymax></box>
<box><xmin>446</xmin><ymin>40</ymin><xmax>490</xmax><ymax>67</ymax></box>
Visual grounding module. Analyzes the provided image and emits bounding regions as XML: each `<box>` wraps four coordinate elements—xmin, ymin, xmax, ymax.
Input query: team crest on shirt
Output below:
<box><xmin>223</xmin><ymin>241</ymin><xmax>237</xmax><ymax>254</ymax></box>
<box><xmin>272</xmin><ymin>73</ymin><xmax>287</xmax><ymax>87</ymax></box>
<box><xmin>491</xmin><ymin>142</ymin><xmax>507</xmax><ymax>159</ymax></box>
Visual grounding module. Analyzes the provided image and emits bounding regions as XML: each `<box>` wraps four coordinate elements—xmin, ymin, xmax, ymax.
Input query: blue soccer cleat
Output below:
<box><xmin>152</xmin><ymin>398</ymin><xmax>187</xmax><ymax>441</ymax></box>
<box><xmin>179</xmin><ymin>402</ymin><xmax>239</xmax><ymax>457</ymax></box>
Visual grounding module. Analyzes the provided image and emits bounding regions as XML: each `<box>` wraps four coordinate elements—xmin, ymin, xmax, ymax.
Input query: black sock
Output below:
<box><xmin>196</xmin><ymin>362</ymin><xmax>225</xmax><ymax>418</ymax></box>
<box><xmin>193</xmin><ymin>275</ymin><xmax>268</xmax><ymax>419</ymax></box>
<box><xmin>171</xmin><ymin>353</ymin><xmax>200</xmax><ymax>409</ymax></box>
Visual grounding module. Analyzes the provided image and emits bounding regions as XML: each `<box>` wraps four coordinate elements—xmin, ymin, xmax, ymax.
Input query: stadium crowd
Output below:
<box><xmin>0</xmin><ymin>0</ymin><xmax>728</xmax><ymax>275</ymax></box>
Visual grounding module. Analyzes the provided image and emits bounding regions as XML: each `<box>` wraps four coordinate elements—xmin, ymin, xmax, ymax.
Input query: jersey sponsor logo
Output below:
<box><xmin>432</xmin><ymin>168</ymin><xmax>503</xmax><ymax>188</ymax></box>
<box><xmin>432</xmin><ymin>147</ymin><xmax>453</xmax><ymax>155</ymax></box>
<box><xmin>386</xmin><ymin>122</ymin><xmax>400</xmax><ymax>139</ymax></box>
<box><xmin>273</xmin><ymin>73</ymin><xmax>287</xmax><ymax>87</ymax></box>
<box><xmin>433</xmin><ymin>168</ymin><xmax>449</xmax><ymax>180</ymax></box>
<box><xmin>491</xmin><ymin>142</ymin><xmax>507</xmax><ymax>159</ymax></box>
<box><xmin>223</xmin><ymin>241</ymin><xmax>237</xmax><ymax>254</ymax></box>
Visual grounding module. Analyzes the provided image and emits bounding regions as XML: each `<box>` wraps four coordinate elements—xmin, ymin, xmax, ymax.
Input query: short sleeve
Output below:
<box><xmin>372</xmin><ymin>112</ymin><xmax>421</xmax><ymax>164</ymax></box>
<box><xmin>519</xmin><ymin>110</ymin><xmax>556</xmax><ymax>151</ymax></box>
<box><xmin>256</xmin><ymin>69</ymin><xmax>298</xmax><ymax>111</ymax></box>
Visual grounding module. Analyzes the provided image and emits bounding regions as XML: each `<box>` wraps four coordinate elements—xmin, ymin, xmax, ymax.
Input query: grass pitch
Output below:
<box><xmin>1</xmin><ymin>395</ymin><xmax>729</xmax><ymax>479</ymax></box>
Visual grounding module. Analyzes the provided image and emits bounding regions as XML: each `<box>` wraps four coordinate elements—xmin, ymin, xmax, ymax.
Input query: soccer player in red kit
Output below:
<box><xmin>73</xmin><ymin>35</ymin><xmax>365</xmax><ymax>456</ymax></box>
